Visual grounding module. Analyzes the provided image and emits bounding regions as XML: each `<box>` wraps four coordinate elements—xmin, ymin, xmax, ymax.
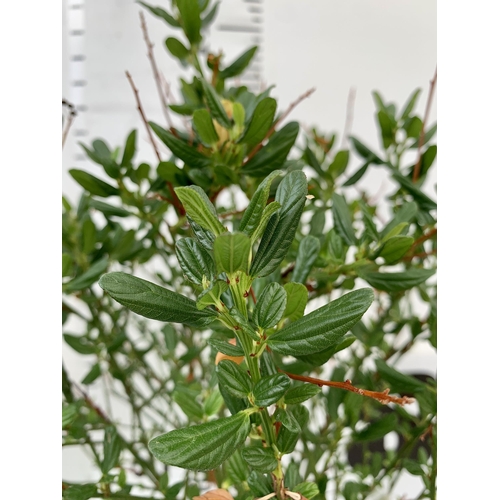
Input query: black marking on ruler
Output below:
<box><xmin>248</xmin><ymin>6</ymin><xmax>263</xmax><ymax>13</ymax></box>
<box><xmin>70</xmin><ymin>29</ymin><xmax>85</xmax><ymax>36</ymax></box>
<box><xmin>218</xmin><ymin>24</ymin><xmax>262</xmax><ymax>33</ymax></box>
<box><xmin>71</xmin><ymin>54</ymin><xmax>86</xmax><ymax>61</ymax></box>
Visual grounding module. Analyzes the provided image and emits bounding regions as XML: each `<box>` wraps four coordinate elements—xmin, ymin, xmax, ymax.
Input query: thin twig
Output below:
<box><xmin>341</xmin><ymin>86</ymin><xmax>356</xmax><ymax>150</ymax></box>
<box><xmin>280</xmin><ymin>370</ymin><xmax>415</xmax><ymax>406</ymax></box>
<box><xmin>62</xmin><ymin>99</ymin><xmax>77</xmax><ymax>149</ymax></box>
<box><xmin>413</xmin><ymin>67</ymin><xmax>437</xmax><ymax>182</ymax></box>
<box><xmin>243</xmin><ymin>87</ymin><xmax>316</xmax><ymax>164</ymax></box>
<box><xmin>139</xmin><ymin>11</ymin><xmax>174</xmax><ymax>130</ymax></box>
<box><xmin>125</xmin><ymin>71</ymin><xmax>184</xmax><ymax>215</ymax></box>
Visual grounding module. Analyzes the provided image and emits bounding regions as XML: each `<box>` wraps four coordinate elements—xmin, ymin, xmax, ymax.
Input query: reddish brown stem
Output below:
<box><xmin>249</xmin><ymin>287</ymin><xmax>257</xmax><ymax>304</ymax></box>
<box><xmin>243</xmin><ymin>87</ymin><xmax>316</xmax><ymax>164</ymax></box>
<box><xmin>413</xmin><ymin>68</ymin><xmax>437</xmax><ymax>182</ymax></box>
<box><xmin>125</xmin><ymin>71</ymin><xmax>184</xmax><ymax>216</ymax></box>
<box><xmin>280</xmin><ymin>370</ymin><xmax>415</xmax><ymax>406</ymax></box>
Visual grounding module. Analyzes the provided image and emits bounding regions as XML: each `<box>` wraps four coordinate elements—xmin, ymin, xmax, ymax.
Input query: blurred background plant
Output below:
<box><xmin>62</xmin><ymin>1</ymin><xmax>436</xmax><ymax>499</ymax></box>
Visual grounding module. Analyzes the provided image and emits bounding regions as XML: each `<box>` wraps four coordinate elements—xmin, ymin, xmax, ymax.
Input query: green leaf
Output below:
<box><xmin>219</xmin><ymin>46</ymin><xmax>258</xmax><ymax>79</ymax></box>
<box><xmin>202</xmin><ymin>1</ymin><xmax>219</xmax><ymax>27</ymax></box>
<box><xmin>239</xmin><ymin>97</ymin><xmax>277</xmax><ymax>149</ymax></box>
<box><xmin>358</xmin><ymin>268</ymin><xmax>435</xmax><ymax>293</ymax></box>
<box><xmin>284</xmin><ymin>384</ymin><xmax>321</xmax><ymax>405</ymax></box>
<box><xmin>207</xmin><ymin>338</ymin><xmax>244</xmax><ymax>357</ymax></box>
<box><xmin>294</xmin><ymin>482</ymin><xmax>320</xmax><ymax>499</ymax></box>
<box><xmin>242</xmin><ymin>122</ymin><xmax>300</xmax><ymax>177</ymax></box>
<box><xmin>213</xmin><ymin>232</ymin><xmax>251</xmax><ymax>274</ymax></box>
<box><xmin>247</xmin><ymin>471</ymin><xmax>274</xmax><ymax>497</ymax></box>
<box><xmin>65</xmin><ymin>257</ymin><xmax>108</xmax><ymax>292</ymax></box>
<box><xmin>282</xmin><ymin>282</ymin><xmax>308</xmax><ymax>322</ymax></box>
<box><xmin>62</xmin><ymin>254</ymin><xmax>72</xmax><ymax>277</ymax></box>
<box><xmin>328</xmin><ymin>149</ymin><xmax>350</xmax><ymax>177</ymax></box>
<box><xmin>296</xmin><ymin>334</ymin><xmax>357</xmax><ymax>367</ymax></box>
<box><xmin>342</xmin><ymin>161</ymin><xmax>370</xmax><ymax>187</ymax></box>
<box><xmin>88</xmin><ymin>199</ymin><xmax>130</xmax><ymax>218</ymax></box>
<box><xmin>216</xmin><ymin>360</ymin><xmax>252</xmax><ymax>398</ymax></box>
<box><xmin>241</xmin><ymin>447</ymin><xmax>277</xmax><ymax>473</ymax></box>
<box><xmin>250</xmin><ymin>171</ymin><xmax>307</xmax><ymax>277</ymax></box>
<box><xmin>81</xmin><ymin>219</ymin><xmax>96</xmax><ymax>254</ymax></box>
<box><xmin>332</xmin><ymin>193</ymin><xmax>357</xmax><ymax>246</ymax></box>
<box><xmin>99</xmin><ymin>272</ymin><xmax>216</xmax><ymax>327</ymax></box>
<box><xmin>63</xmin><ymin>484</ymin><xmax>98</xmax><ymax>500</ymax></box>
<box><xmin>204</xmin><ymin>389</ymin><xmax>224</xmax><ymax>416</ymax></box>
<box><xmin>63</xmin><ymin>334</ymin><xmax>95</xmax><ymax>355</ymax></box>
<box><xmin>69</xmin><ymin>169</ymin><xmax>119</xmax><ymax>197</ymax></box>
<box><xmin>188</xmin><ymin>216</ymin><xmax>216</xmax><ymax>251</ymax></box>
<box><xmin>196</xmin><ymin>280</ymin><xmax>229</xmax><ymax>310</ymax></box>
<box><xmin>175</xmin><ymin>237</ymin><xmax>216</xmax><ymax>285</ymax></box>
<box><xmin>379</xmin><ymin>235</ymin><xmax>414</xmax><ymax>264</ymax></box>
<box><xmin>175</xmin><ymin>186</ymin><xmax>226</xmax><ymax>236</ymax></box>
<box><xmin>381</xmin><ymin>202</ymin><xmax>418</xmax><ymax>238</ymax></box>
<box><xmin>121</xmin><ymin>129</ymin><xmax>137</xmax><ymax>166</ymax></box>
<box><xmin>276</xmin><ymin>404</ymin><xmax>309</xmax><ymax>454</ymax></box>
<box><xmin>291</xmin><ymin>235</ymin><xmax>320</xmax><ymax>284</ymax></box>
<box><xmin>399</xmin><ymin>88</ymin><xmax>421</xmax><ymax>120</ymax></box>
<box><xmin>275</xmin><ymin>407</ymin><xmax>300</xmax><ymax>432</ymax></box>
<box><xmin>101</xmin><ymin>426</ymin><xmax>122</xmax><ymax>474</ymax></box>
<box><xmin>377</xmin><ymin>110</ymin><xmax>396</xmax><ymax>149</ymax></box>
<box><xmin>409</xmin><ymin>123</ymin><xmax>437</xmax><ymax>149</ymax></box>
<box><xmin>62</xmin><ymin>403</ymin><xmax>79</xmax><ymax>428</ymax></box>
<box><xmin>375</xmin><ymin>359</ymin><xmax>427</xmax><ymax>394</ymax></box>
<box><xmin>227</xmin><ymin>450</ymin><xmax>249</xmax><ymax>483</ymax></box>
<box><xmin>381</xmin><ymin>222</ymin><xmax>408</xmax><ymax>242</ymax></box>
<box><xmin>253</xmin><ymin>282</ymin><xmax>287</xmax><ymax>329</ymax></box>
<box><xmin>251</xmin><ymin>201</ymin><xmax>281</xmax><ymax>245</ymax></box>
<box><xmin>148</xmin><ymin>410</ymin><xmax>251</xmax><ymax>471</ymax></box>
<box><xmin>412</xmin><ymin>145</ymin><xmax>437</xmax><ymax>179</ymax></box>
<box><xmin>150</xmin><ymin>122</ymin><xmax>212</xmax><ymax>168</ymax></box>
<box><xmin>304</xmin><ymin>146</ymin><xmax>324</xmax><ymax>176</ymax></box>
<box><xmin>268</xmin><ymin>289</ymin><xmax>374</xmax><ymax>356</ymax></box>
<box><xmin>173</xmin><ymin>389</ymin><xmax>204</xmax><ymax>420</ymax></box>
<box><xmin>350</xmin><ymin>137</ymin><xmax>383</xmax><ymax>164</ymax></box>
<box><xmin>165</xmin><ymin>37</ymin><xmax>190</xmax><ymax>61</ymax></box>
<box><xmin>192</xmin><ymin>108</ymin><xmax>219</xmax><ymax>146</ymax></box>
<box><xmin>240</xmin><ymin>170</ymin><xmax>283</xmax><ymax>238</ymax></box>
<box><xmin>354</xmin><ymin>413</ymin><xmax>398</xmax><ymax>442</ymax></box>
<box><xmin>253</xmin><ymin>373</ymin><xmax>290</xmax><ymax>407</ymax></box>
<box><xmin>200</xmin><ymin>78</ymin><xmax>231</xmax><ymax>128</ymax></box>
<box><xmin>232</xmin><ymin>102</ymin><xmax>245</xmax><ymax>132</ymax></box>
<box><xmin>138</xmin><ymin>2</ymin><xmax>180</xmax><ymax>27</ymax></box>
<box><xmin>81</xmin><ymin>363</ymin><xmax>101</xmax><ymax>385</ymax></box>
<box><xmin>309</xmin><ymin>210</ymin><xmax>325</xmax><ymax>236</ymax></box>
<box><xmin>404</xmin><ymin>116</ymin><xmax>423</xmax><ymax>139</ymax></box>
<box><xmin>176</xmin><ymin>0</ymin><xmax>201</xmax><ymax>44</ymax></box>
<box><xmin>229</xmin><ymin>308</ymin><xmax>260</xmax><ymax>341</ymax></box>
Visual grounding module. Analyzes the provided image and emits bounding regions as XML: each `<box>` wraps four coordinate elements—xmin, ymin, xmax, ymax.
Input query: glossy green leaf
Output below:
<box><xmin>232</xmin><ymin>102</ymin><xmax>245</xmax><ymax>132</ymax></box>
<box><xmin>121</xmin><ymin>129</ymin><xmax>137</xmax><ymax>166</ymax></box>
<box><xmin>176</xmin><ymin>0</ymin><xmax>201</xmax><ymax>44</ymax></box>
<box><xmin>175</xmin><ymin>237</ymin><xmax>216</xmax><ymax>285</ymax></box>
<box><xmin>282</xmin><ymin>282</ymin><xmax>308</xmax><ymax>322</ymax></box>
<box><xmin>69</xmin><ymin>169</ymin><xmax>119</xmax><ymax>197</ymax></box>
<box><xmin>63</xmin><ymin>484</ymin><xmax>98</xmax><ymax>500</ymax></box>
<box><xmin>275</xmin><ymin>407</ymin><xmax>300</xmax><ymax>433</ymax></box>
<box><xmin>247</xmin><ymin>471</ymin><xmax>274</xmax><ymax>497</ymax></box>
<box><xmin>381</xmin><ymin>202</ymin><xmax>418</xmax><ymax>238</ymax></box>
<box><xmin>165</xmin><ymin>37</ymin><xmax>190</xmax><ymax>61</ymax></box>
<box><xmin>202</xmin><ymin>1</ymin><xmax>219</xmax><ymax>27</ymax></box>
<box><xmin>219</xmin><ymin>46</ymin><xmax>258</xmax><ymax>79</ymax></box>
<box><xmin>241</xmin><ymin>447</ymin><xmax>277</xmax><ymax>473</ymax></box>
<box><xmin>276</xmin><ymin>404</ymin><xmax>309</xmax><ymax>454</ymax></box>
<box><xmin>240</xmin><ymin>170</ymin><xmax>283</xmax><ymax>238</ymax></box>
<box><xmin>309</xmin><ymin>210</ymin><xmax>325</xmax><ymax>236</ymax></box>
<box><xmin>239</xmin><ymin>97</ymin><xmax>277</xmax><ymax>149</ymax></box>
<box><xmin>193</xmin><ymin>108</ymin><xmax>219</xmax><ymax>145</ymax></box>
<box><xmin>291</xmin><ymin>235</ymin><xmax>320</xmax><ymax>284</ymax></box>
<box><xmin>412</xmin><ymin>145</ymin><xmax>437</xmax><ymax>179</ymax></box>
<box><xmin>150</xmin><ymin>122</ymin><xmax>212</xmax><ymax>168</ymax></box>
<box><xmin>250</xmin><ymin>171</ymin><xmax>307</xmax><ymax>277</ymax></box>
<box><xmin>138</xmin><ymin>1</ymin><xmax>180</xmax><ymax>27</ymax></box>
<box><xmin>173</xmin><ymin>389</ymin><xmax>204</xmax><ymax>420</ymax></box>
<box><xmin>216</xmin><ymin>360</ymin><xmax>252</xmax><ymax>398</ymax></box>
<box><xmin>375</xmin><ymin>359</ymin><xmax>427</xmax><ymax>394</ymax></box>
<box><xmin>81</xmin><ymin>363</ymin><xmax>101</xmax><ymax>385</ymax></box>
<box><xmin>175</xmin><ymin>186</ymin><xmax>226</xmax><ymax>236</ymax></box>
<box><xmin>332</xmin><ymin>193</ymin><xmax>357</xmax><ymax>246</ymax></box>
<box><xmin>358</xmin><ymin>268</ymin><xmax>435</xmax><ymax>293</ymax></box>
<box><xmin>284</xmin><ymin>384</ymin><xmax>321</xmax><ymax>405</ymax></box>
<box><xmin>204</xmin><ymin>390</ymin><xmax>224</xmax><ymax>417</ymax></box>
<box><xmin>242</xmin><ymin>122</ymin><xmax>300</xmax><ymax>177</ymax></box>
<box><xmin>404</xmin><ymin>116</ymin><xmax>423</xmax><ymax>139</ymax></box>
<box><xmin>381</xmin><ymin>222</ymin><xmax>408</xmax><ymax>242</ymax></box>
<box><xmin>207</xmin><ymin>338</ymin><xmax>244</xmax><ymax>357</ymax></box>
<box><xmin>328</xmin><ymin>149</ymin><xmax>350</xmax><ymax>177</ymax></box>
<box><xmin>65</xmin><ymin>257</ymin><xmax>108</xmax><ymax>293</ymax></box>
<box><xmin>148</xmin><ymin>411</ymin><xmax>251</xmax><ymax>471</ymax></box>
<box><xmin>101</xmin><ymin>426</ymin><xmax>122</xmax><ymax>474</ymax></box>
<box><xmin>253</xmin><ymin>283</ymin><xmax>287</xmax><ymax>329</ymax></box>
<box><xmin>196</xmin><ymin>280</ymin><xmax>229</xmax><ymax>310</ymax></box>
<box><xmin>409</xmin><ymin>123</ymin><xmax>437</xmax><ymax>149</ymax></box>
<box><xmin>62</xmin><ymin>254</ymin><xmax>72</xmax><ymax>277</ymax></box>
<box><xmin>200</xmin><ymin>78</ymin><xmax>231</xmax><ymax>128</ymax></box>
<box><xmin>63</xmin><ymin>334</ymin><xmax>95</xmax><ymax>355</ymax></box>
<box><xmin>229</xmin><ymin>308</ymin><xmax>260</xmax><ymax>341</ymax></box>
<box><xmin>377</xmin><ymin>109</ymin><xmax>396</xmax><ymax>149</ymax></box>
<box><xmin>296</xmin><ymin>334</ymin><xmax>357</xmax><ymax>366</ymax></box>
<box><xmin>88</xmin><ymin>199</ymin><xmax>130</xmax><ymax>218</ymax></box>
<box><xmin>253</xmin><ymin>373</ymin><xmax>290</xmax><ymax>407</ymax></box>
<box><xmin>251</xmin><ymin>201</ymin><xmax>281</xmax><ymax>245</ymax></box>
<box><xmin>379</xmin><ymin>235</ymin><xmax>413</xmax><ymax>264</ymax></box>
<box><xmin>213</xmin><ymin>232</ymin><xmax>251</xmax><ymax>274</ymax></box>
<box><xmin>294</xmin><ymin>482</ymin><xmax>320</xmax><ymax>499</ymax></box>
<box><xmin>188</xmin><ymin>216</ymin><xmax>216</xmax><ymax>251</ymax></box>
<box><xmin>268</xmin><ymin>289</ymin><xmax>374</xmax><ymax>356</ymax></box>
<box><xmin>304</xmin><ymin>146</ymin><xmax>324</xmax><ymax>176</ymax></box>
<box><xmin>99</xmin><ymin>272</ymin><xmax>217</xmax><ymax>327</ymax></box>
<box><xmin>227</xmin><ymin>450</ymin><xmax>249</xmax><ymax>483</ymax></box>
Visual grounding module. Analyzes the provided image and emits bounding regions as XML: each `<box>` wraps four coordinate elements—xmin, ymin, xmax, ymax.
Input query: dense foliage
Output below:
<box><xmin>62</xmin><ymin>2</ymin><xmax>437</xmax><ymax>499</ymax></box>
